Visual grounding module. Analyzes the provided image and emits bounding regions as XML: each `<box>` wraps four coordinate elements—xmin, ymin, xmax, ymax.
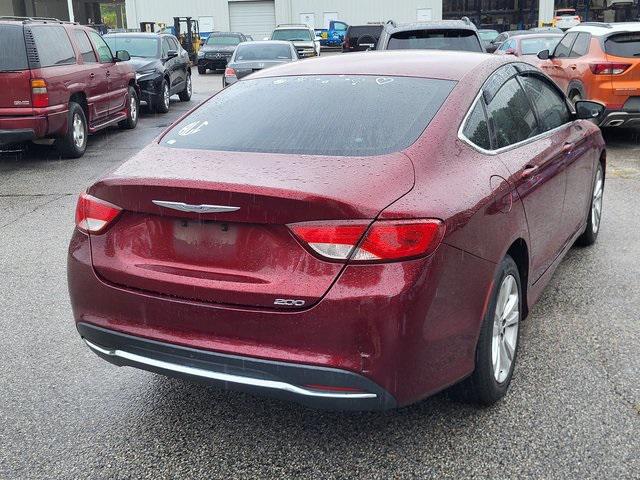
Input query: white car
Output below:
<box><xmin>554</xmin><ymin>9</ymin><xmax>581</xmax><ymax>31</ymax></box>
<box><xmin>270</xmin><ymin>24</ymin><xmax>321</xmax><ymax>57</ymax></box>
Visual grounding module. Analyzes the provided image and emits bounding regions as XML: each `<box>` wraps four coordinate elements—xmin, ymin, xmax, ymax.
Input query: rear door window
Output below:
<box><xmin>570</xmin><ymin>33</ymin><xmax>591</xmax><ymax>57</ymax></box>
<box><xmin>486</xmin><ymin>78</ymin><xmax>538</xmax><ymax>148</ymax></box>
<box><xmin>463</xmin><ymin>101</ymin><xmax>491</xmax><ymax>150</ymax></box>
<box><xmin>553</xmin><ymin>32</ymin><xmax>577</xmax><ymax>58</ymax></box>
<box><xmin>520</xmin><ymin>75</ymin><xmax>571</xmax><ymax>132</ymax></box>
<box><xmin>73</xmin><ymin>30</ymin><xmax>97</xmax><ymax>63</ymax></box>
<box><xmin>163</xmin><ymin>75</ymin><xmax>455</xmax><ymax>156</ymax></box>
<box><xmin>605</xmin><ymin>33</ymin><xmax>640</xmax><ymax>57</ymax></box>
<box><xmin>32</xmin><ymin>26</ymin><xmax>76</xmax><ymax>67</ymax></box>
<box><xmin>0</xmin><ymin>24</ymin><xmax>28</xmax><ymax>71</ymax></box>
<box><xmin>388</xmin><ymin>29</ymin><xmax>482</xmax><ymax>52</ymax></box>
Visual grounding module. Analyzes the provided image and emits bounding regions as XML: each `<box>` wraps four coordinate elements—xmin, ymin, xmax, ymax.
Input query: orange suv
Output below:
<box><xmin>538</xmin><ymin>22</ymin><xmax>640</xmax><ymax>128</ymax></box>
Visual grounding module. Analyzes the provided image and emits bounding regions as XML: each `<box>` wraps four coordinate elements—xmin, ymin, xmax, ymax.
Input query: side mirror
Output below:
<box><xmin>537</xmin><ymin>49</ymin><xmax>550</xmax><ymax>60</ymax></box>
<box><xmin>575</xmin><ymin>100</ymin><xmax>605</xmax><ymax>122</ymax></box>
<box><xmin>166</xmin><ymin>50</ymin><xmax>178</xmax><ymax>59</ymax></box>
<box><xmin>115</xmin><ymin>50</ymin><xmax>130</xmax><ymax>62</ymax></box>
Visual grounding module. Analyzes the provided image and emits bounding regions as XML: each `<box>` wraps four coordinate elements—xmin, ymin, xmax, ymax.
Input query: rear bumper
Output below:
<box><xmin>79</xmin><ymin>322</ymin><xmax>396</xmax><ymax>410</ymax></box>
<box><xmin>0</xmin><ymin>128</ymin><xmax>36</xmax><ymax>145</ymax></box>
<box><xmin>198</xmin><ymin>58</ymin><xmax>229</xmax><ymax>70</ymax></box>
<box><xmin>600</xmin><ymin>110</ymin><xmax>640</xmax><ymax>128</ymax></box>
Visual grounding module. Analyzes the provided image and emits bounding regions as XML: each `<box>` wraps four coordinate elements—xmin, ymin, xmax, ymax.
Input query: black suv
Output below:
<box><xmin>342</xmin><ymin>24</ymin><xmax>384</xmax><ymax>52</ymax></box>
<box><xmin>376</xmin><ymin>19</ymin><xmax>484</xmax><ymax>53</ymax></box>
<box><xmin>197</xmin><ymin>32</ymin><xmax>248</xmax><ymax>73</ymax></box>
<box><xmin>104</xmin><ymin>33</ymin><xmax>192</xmax><ymax>113</ymax></box>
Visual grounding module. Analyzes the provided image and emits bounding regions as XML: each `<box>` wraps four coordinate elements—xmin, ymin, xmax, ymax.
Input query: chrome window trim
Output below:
<box><xmin>458</xmin><ymin>76</ymin><xmax>573</xmax><ymax>156</ymax></box>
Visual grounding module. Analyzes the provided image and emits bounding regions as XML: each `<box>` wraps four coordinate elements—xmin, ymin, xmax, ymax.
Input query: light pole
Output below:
<box><xmin>67</xmin><ymin>0</ymin><xmax>74</xmax><ymax>22</ymax></box>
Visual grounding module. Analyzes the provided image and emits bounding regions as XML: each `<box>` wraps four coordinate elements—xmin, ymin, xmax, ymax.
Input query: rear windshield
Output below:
<box><xmin>272</xmin><ymin>29</ymin><xmax>312</xmax><ymax>41</ymax></box>
<box><xmin>521</xmin><ymin>37</ymin><xmax>562</xmax><ymax>55</ymax></box>
<box><xmin>605</xmin><ymin>33</ymin><xmax>640</xmax><ymax>58</ymax></box>
<box><xmin>0</xmin><ymin>24</ymin><xmax>28</xmax><ymax>71</ymax></box>
<box><xmin>163</xmin><ymin>75</ymin><xmax>455</xmax><ymax>156</ymax></box>
<box><xmin>347</xmin><ymin>25</ymin><xmax>383</xmax><ymax>39</ymax></box>
<box><xmin>104</xmin><ymin>36</ymin><xmax>159</xmax><ymax>57</ymax></box>
<box><xmin>235</xmin><ymin>43</ymin><xmax>291</xmax><ymax>61</ymax></box>
<box><xmin>388</xmin><ymin>29</ymin><xmax>482</xmax><ymax>52</ymax></box>
<box><xmin>207</xmin><ymin>35</ymin><xmax>241</xmax><ymax>46</ymax></box>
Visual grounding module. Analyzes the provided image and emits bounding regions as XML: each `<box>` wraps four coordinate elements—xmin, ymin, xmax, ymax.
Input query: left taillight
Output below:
<box><xmin>30</xmin><ymin>78</ymin><xmax>49</xmax><ymax>108</ymax></box>
<box><xmin>75</xmin><ymin>193</ymin><xmax>122</xmax><ymax>234</ymax></box>
<box><xmin>590</xmin><ymin>62</ymin><xmax>631</xmax><ymax>75</ymax></box>
<box><xmin>224</xmin><ymin>67</ymin><xmax>236</xmax><ymax>77</ymax></box>
<box><xmin>288</xmin><ymin>219</ymin><xmax>445</xmax><ymax>263</ymax></box>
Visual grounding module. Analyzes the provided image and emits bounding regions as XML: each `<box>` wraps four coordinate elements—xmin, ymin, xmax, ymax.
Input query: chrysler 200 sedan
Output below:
<box><xmin>68</xmin><ymin>51</ymin><xmax>606</xmax><ymax>410</ymax></box>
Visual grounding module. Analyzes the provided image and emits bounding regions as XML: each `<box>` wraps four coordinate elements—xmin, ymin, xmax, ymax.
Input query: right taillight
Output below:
<box><xmin>30</xmin><ymin>78</ymin><xmax>49</xmax><ymax>107</ymax></box>
<box><xmin>75</xmin><ymin>193</ymin><xmax>122</xmax><ymax>234</ymax></box>
<box><xmin>590</xmin><ymin>62</ymin><xmax>631</xmax><ymax>75</ymax></box>
<box><xmin>224</xmin><ymin>67</ymin><xmax>236</xmax><ymax>77</ymax></box>
<box><xmin>288</xmin><ymin>219</ymin><xmax>445</xmax><ymax>263</ymax></box>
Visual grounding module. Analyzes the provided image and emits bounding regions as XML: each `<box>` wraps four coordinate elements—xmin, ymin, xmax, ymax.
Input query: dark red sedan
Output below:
<box><xmin>68</xmin><ymin>51</ymin><xmax>606</xmax><ymax>409</ymax></box>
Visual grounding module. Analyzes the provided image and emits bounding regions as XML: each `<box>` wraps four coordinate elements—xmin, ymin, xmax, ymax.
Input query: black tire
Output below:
<box><xmin>458</xmin><ymin>255</ymin><xmax>522</xmax><ymax>406</ymax></box>
<box><xmin>576</xmin><ymin>162</ymin><xmax>604</xmax><ymax>246</ymax></box>
<box><xmin>118</xmin><ymin>86</ymin><xmax>139</xmax><ymax>129</ymax></box>
<box><xmin>55</xmin><ymin>101</ymin><xmax>87</xmax><ymax>159</ymax></box>
<box><xmin>198</xmin><ymin>66</ymin><xmax>206</xmax><ymax>74</ymax></box>
<box><xmin>153</xmin><ymin>79</ymin><xmax>170</xmax><ymax>114</ymax></box>
<box><xmin>178</xmin><ymin>72</ymin><xmax>192</xmax><ymax>101</ymax></box>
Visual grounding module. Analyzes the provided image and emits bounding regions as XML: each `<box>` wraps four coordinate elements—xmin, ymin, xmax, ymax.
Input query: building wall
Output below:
<box><xmin>125</xmin><ymin>0</ymin><xmax>442</xmax><ymax>31</ymax></box>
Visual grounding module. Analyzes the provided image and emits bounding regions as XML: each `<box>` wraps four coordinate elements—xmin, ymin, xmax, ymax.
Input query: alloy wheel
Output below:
<box><xmin>187</xmin><ymin>75</ymin><xmax>192</xmax><ymax>96</ymax></box>
<box><xmin>72</xmin><ymin>113</ymin><xmax>85</xmax><ymax>149</ymax></box>
<box><xmin>592</xmin><ymin>167</ymin><xmax>603</xmax><ymax>234</ymax></box>
<box><xmin>491</xmin><ymin>274</ymin><xmax>519</xmax><ymax>383</ymax></box>
<box><xmin>130</xmin><ymin>95</ymin><xmax>137</xmax><ymax>122</ymax></box>
<box><xmin>164</xmin><ymin>84</ymin><xmax>170</xmax><ymax>109</ymax></box>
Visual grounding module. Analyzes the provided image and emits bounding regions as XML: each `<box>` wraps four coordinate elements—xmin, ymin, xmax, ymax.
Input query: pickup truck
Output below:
<box><xmin>314</xmin><ymin>20</ymin><xmax>348</xmax><ymax>47</ymax></box>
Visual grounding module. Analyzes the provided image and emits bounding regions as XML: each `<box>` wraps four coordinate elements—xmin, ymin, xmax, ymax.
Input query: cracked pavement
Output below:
<box><xmin>0</xmin><ymin>71</ymin><xmax>638</xmax><ymax>479</ymax></box>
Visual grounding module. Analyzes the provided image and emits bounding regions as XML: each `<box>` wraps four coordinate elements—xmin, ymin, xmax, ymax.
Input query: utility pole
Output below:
<box><xmin>67</xmin><ymin>0</ymin><xmax>74</xmax><ymax>22</ymax></box>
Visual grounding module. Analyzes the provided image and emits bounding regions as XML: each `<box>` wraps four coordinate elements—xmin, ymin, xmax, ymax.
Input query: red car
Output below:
<box><xmin>494</xmin><ymin>33</ymin><xmax>563</xmax><ymax>63</ymax></box>
<box><xmin>0</xmin><ymin>17</ymin><xmax>138</xmax><ymax>158</ymax></box>
<box><xmin>68</xmin><ymin>51</ymin><xmax>606</xmax><ymax>409</ymax></box>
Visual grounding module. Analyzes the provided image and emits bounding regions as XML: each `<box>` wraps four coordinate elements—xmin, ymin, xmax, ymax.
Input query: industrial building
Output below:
<box><xmin>0</xmin><ymin>0</ymin><xmax>637</xmax><ymax>38</ymax></box>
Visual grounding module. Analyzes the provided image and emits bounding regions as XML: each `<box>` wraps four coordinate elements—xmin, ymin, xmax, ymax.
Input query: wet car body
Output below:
<box><xmin>68</xmin><ymin>51</ymin><xmax>606</xmax><ymax>410</ymax></box>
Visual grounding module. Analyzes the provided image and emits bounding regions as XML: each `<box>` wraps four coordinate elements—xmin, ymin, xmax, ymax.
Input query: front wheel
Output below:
<box><xmin>118</xmin><ymin>86</ymin><xmax>139</xmax><ymax>129</ymax></box>
<box><xmin>197</xmin><ymin>66</ymin><xmax>206</xmax><ymax>75</ymax></box>
<box><xmin>459</xmin><ymin>255</ymin><xmax>522</xmax><ymax>405</ymax></box>
<box><xmin>55</xmin><ymin>101</ymin><xmax>87</xmax><ymax>159</ymax></box>
<box><xmin>153</xmin><ymin>79</ymin><xmax>170</xmax><ymax>114</ymax></box>
<box><xmin>576</xmin><ymin>163</ymin><xmax>604</xmax><ymax>246</ymax></box>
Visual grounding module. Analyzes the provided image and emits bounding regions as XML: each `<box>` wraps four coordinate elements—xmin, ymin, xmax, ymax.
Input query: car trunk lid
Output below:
<box><xmin>0</xmin><ymin>24</ymin><xmax>32</xmax><ymax>110</ymax></box>
<box><xmin>87</xmin><ymin>144</ymin><xmax>415</xmax><ymax>309</ymax></box>
<box><xmin>605</xmin><ymin>32</ymin><xmax>640</xmax><ymax>98</ymax></box>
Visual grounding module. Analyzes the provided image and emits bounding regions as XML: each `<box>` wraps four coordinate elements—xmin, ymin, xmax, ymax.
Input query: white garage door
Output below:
<box><xmin>229</xmin><ymin>1</ymin><xmax>276</xmax><ymax>40</ymax></box>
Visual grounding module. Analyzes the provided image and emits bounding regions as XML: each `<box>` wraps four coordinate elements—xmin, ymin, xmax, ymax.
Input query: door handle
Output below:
<box><xmin>569</xmin><ymin>64</ymin><xmax>577</xmax><ymax>70</ymax></box>
<box><xmin>562</xmin><ymin>142</ymin><xmax>574</xmax><ymax>154</ymax></box>
<box><xmin>89</xmin><ymin>73</ymin><xmax>95</xmax><ymax>79</ymax></box>
<box><xmin>520</xmin><ymin>164</ymin><xmax>539</xmax><ymax>178</ymax></box>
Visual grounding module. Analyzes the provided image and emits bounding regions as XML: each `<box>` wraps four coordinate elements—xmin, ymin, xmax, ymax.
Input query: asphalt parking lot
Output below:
<box><xmin>1</xmin><ymin>64</ymin><xmax>639</xmax><ymax>479</ymax></box>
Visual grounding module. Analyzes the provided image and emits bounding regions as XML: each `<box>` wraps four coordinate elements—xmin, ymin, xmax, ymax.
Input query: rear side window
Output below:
<box><xmin>605</xmin><ymin>33</ymin><xmax>640</xmax><ymax>58</ymax></box>
<box><xmin>388</xmin><ymin>29</ymin><xmax>482</xmax><ymax>52</ymax></box>
<box><xmin>463</xmin><ymin>101</ymin><xmax>491</xmax><ymax>150</ymax></box>
<box><xmin>32</xmin><ymin>26</ymin><xmax>76</xmax><ymax>67</ymax></box>
<box><xmin>570</xmin><ymin>33</ymin><xmax>591</xmax><ymax>57</ymax></box>
<box><xmin>554</xmin><ymin>32</ymin><xmax>577</xmax><ymax>58</ymax></box>
<box><xmin>520</xmin><ymin>76</ymin><xmax>571</xmax><ymax>132</ymax></box>
<box><xmin>73</xmin><ymin>30</ymin><xmax>97</xmax><ymax>63</ymax></box>
<box><xmin>0</xmin><ymin>24</ymin><xmax>28</xmax><ymax>71</ymax></box>
<box><xmin>486</xmin><ymin>78</ymin><xmax>538</xmax><ymax>149</ymax></box>
<box><xmin>163</xmin><ymin>75</ymin><xmax>455</xmax><ymax>156</ymax></box>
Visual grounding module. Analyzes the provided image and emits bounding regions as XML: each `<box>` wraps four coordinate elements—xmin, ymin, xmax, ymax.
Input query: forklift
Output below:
<box><xmin>173</xmin><ymin>17</ymin><xmax>201</xmax><ymax>62</ymax></box>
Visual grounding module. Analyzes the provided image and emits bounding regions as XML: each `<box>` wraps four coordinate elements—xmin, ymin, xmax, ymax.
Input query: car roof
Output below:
<box><xmin>211</xmin><ymin>31</ymin><xmax>244</xmax><ymax>36</ymax></box>
<box><xmin>249</xmin><ymin>50</ymin><xmax>507</xmax><ymax>81</ymax></box>
<box><xmin>511</xmin><ymin>33</ymin><xmax>563</xmax><ymax>40</ymax></box>
<box><xmin>386</xmin><ymin>20</ymin><xmax>477</xmax><ymax>33</ymax></box>
<box><xmin>237</xmin><ymin>40</ymin><xmax>293</xmax><ymax>46</ymax></box>
<box><xmin>104</xmin><ymin>32</ymin><xmax>162</xmax><ymax>38</ymax></box>
<box><xmin>569</xmin><ymin>22</ymin><xmax>640</xmax><ymax>36</ymax></box>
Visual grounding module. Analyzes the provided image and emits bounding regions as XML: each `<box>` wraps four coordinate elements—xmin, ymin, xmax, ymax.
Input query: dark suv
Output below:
<box><xmin>376</xmin><ymin>19</ymin><xmax>484</xmax><ymax>53</ymax></box>
<box><xmin>342</xmin><ymin>24</ymin><xmax>384</xmax><ymax>52</ymax></box>
<box><xmin>0</xmin><ymin>17</ymin><xmax>138</xmax><ymax>158</ymax></box>
<box><xmin>197</xmin><ymin>32</ymin><xmax>248</xmax><ymax>73</ymax></box>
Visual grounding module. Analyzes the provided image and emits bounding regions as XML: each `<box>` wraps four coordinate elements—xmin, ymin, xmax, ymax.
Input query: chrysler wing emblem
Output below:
<box><xmin>152</xmin><ymin>200</ymin><xmax>240</xmax><ymax>214</ymax></box>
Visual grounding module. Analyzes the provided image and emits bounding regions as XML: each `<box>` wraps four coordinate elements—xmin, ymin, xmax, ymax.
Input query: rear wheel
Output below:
<box><xmin>178</xmin><ymin>72</ymin><xmax>192</xmax><ymax>101</ymax></box>
<box><xmin>459</xmin><ymin>255</ymin><xmax>522</xmax><ymax>405</ymax></box>
<box><xmin>118</xmin><ymin>87</ymin><xmax>139</xmax><ymax>129</ymax></box>
<box><xmin>55</xmin><ymin>101</ymin><xmax>87</xmax><ymax>159</ymax></box>
<box><xmin>576</xmin><ymin>162</ymin><xmax>604</xmax><ymax>246</ymax></box>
